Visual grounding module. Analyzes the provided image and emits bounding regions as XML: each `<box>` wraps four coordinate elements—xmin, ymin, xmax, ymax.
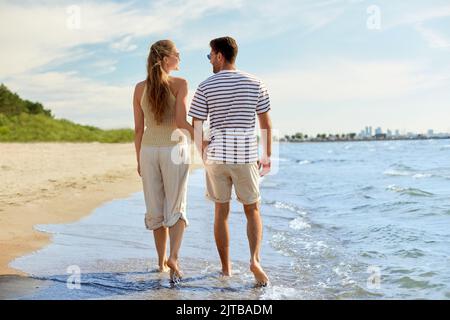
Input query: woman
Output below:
<box><xmin>133</xmin><ymin>40</ymin><xmax>194</xmax><ymax>283</ymax></box>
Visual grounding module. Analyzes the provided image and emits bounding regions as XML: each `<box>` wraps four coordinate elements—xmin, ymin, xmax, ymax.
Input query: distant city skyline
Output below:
<box><xmin>284</xmin><ymin>126</ymin><xmax>449</xmax><ymax>138</ymax></box>
<box><xmin>1</xmin><ymin>1</ymin><xmax>450</xmax><ymax>136</ymax></box>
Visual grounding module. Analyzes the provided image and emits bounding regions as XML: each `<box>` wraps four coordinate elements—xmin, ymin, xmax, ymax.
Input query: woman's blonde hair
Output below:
<box><xmin>146</xmin><ymin>40</ymin><xmax>175</xmax><ymax>124</ymax></box>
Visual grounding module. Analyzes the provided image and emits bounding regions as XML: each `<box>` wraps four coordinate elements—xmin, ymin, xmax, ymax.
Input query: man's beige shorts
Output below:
<box><xmin>140</xmin><ymin>144</ymin><xmax>190</xmax><ymax>230</ymax></box>
<box><xmin>204</xmin><ymin>161</ymin><xmax>260</xmax><ymax>205</ymax></box>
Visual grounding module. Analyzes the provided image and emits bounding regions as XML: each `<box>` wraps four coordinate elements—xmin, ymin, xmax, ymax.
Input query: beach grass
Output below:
<box><xmin>0</xmin><ymin>113</ymin><xmax>134</xmax><ymax>143</ymax></box>
<box><xmin>0</xmin><ymin>84</ymin><xmax>133</xmax><ymax>143</ymax></box>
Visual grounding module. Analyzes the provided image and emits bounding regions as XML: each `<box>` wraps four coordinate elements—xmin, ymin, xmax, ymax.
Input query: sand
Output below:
<box><xmin>0</xmin><ymin>142</ymin><xmax>201</xmax><ymax>276</ymax></box>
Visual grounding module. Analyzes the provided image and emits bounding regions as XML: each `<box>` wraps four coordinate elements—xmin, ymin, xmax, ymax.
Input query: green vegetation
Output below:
<box><xmin>0</xmin><ymin>84</ymin><xmax>134</xmax><ymax>143</ymax></box>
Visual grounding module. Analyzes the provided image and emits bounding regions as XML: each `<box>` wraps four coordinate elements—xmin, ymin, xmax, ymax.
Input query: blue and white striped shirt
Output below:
<box><xmin>188</xmin><ymin>70</ymin><xmax>271</xmax><ymax>164</ymax></box>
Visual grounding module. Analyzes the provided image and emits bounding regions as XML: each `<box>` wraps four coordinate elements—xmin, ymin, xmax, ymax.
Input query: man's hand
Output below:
<box><xmin>258</xmin><ymin>156</ymin><xmax>271</xmax><ymax>177</ymax></box>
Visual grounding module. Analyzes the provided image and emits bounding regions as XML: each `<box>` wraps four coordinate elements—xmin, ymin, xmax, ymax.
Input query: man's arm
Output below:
<box><xmin>257</xmin><ymin>111</ymin><xmax>272</xmax><ymax>175</ymax></box>
<box><xmin>256</xmin><ymin>80</ymin><xmax>272</xmax><ymax>175</ymax></box>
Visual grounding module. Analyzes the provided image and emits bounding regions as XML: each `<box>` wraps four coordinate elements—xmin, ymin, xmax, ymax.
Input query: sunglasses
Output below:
<box><xmin>207</xmin><ymin>52</ymin><xmax>216</xmax><ymax>60</ymax></box>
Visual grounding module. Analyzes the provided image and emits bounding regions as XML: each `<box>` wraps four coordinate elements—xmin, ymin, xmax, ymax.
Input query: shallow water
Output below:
<box><xmin>11</xmin><ymin>139</ymin><xmax>450</xmax><ymax>299</ymax></box>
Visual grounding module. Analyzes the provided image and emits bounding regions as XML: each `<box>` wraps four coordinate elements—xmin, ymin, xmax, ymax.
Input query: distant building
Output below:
<box><xmin>427</xmin><ymin>129</ymin><xmax>434</xmax><ymax>137</ymax></box>
<box><xmin>375</xmin><ymin>133</ymin><xmax>387</xmax><ymax>140</ymax></box>
<box><xmin>395</xmin><ymin>129</ymin><xmax>400</xmax><ymax>136</ymax></box>
<box><xmin>387</xmin><ymin>129</ymin><xmax>392</xmax><ymax>137</ymax></box>
<box><xmin>375</xmin><ymin>127</ymin><xmax>382</xmax><ymax>135</ymax></box>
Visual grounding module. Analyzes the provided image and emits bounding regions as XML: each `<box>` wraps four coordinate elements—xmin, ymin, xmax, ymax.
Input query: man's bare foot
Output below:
<box><xmin>219</xmin><ymin>269</ymin><xmax>232</xmax><ymax>278</ymax></box>
<box><xmin>167</xmin><ymin>258</ymin><xmax>183</xmax><ymax>283</ymax></box>
<box><xmin>158</xmin><ymin>261</ymin><xmax>170</xmax><ymax>273</ymax></box>
<box><xmin>250</xmin><ymin>261</ymin><xmax>269</xmax><ymax>287</ymax></box>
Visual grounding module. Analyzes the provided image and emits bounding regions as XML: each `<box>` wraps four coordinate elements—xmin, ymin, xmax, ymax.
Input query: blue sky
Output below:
<box><xmin>1</xmin><ymin>0</ymin><xmax>449</xmax><ymax>136</ymax></box>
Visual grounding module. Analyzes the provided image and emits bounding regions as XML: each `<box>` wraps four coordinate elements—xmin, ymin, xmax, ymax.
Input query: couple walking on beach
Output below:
<box><xmin>133</xmin><ymin>36</ymin><xmax>272</xmax><ymax>287</ymax></box>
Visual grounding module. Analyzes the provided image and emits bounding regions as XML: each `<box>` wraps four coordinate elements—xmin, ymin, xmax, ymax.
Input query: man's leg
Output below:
<box><xmin>243</xmin><ymin>202</ymin><xmax>269</xmax><ymax>286</ymax></box>
<box><xmin>214</xmin><ymin>202</ymin><xmax>231</xmax><ymax>276</ymax></box>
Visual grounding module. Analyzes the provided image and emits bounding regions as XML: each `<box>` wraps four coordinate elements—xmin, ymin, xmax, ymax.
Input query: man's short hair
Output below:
<box><xmin>210</xmin><ymin>36</ymin><xmax>238</xmax><ymax>64</ymax></box>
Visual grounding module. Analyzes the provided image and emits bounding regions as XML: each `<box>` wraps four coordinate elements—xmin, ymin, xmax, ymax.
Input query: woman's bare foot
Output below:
<box><xmin>167</xmin><ymin>257</ymin><xmax>183</xmax><ymax>283</ymax></box>
<box><xmin>250</xmin><ymin>261</ymin><xmax>269</xmax><ymax>287</ymax></box>
<box><xmin>158</xmin><ymin>260</ymin><xmax>170</xmax><ymax>273</ymax></box>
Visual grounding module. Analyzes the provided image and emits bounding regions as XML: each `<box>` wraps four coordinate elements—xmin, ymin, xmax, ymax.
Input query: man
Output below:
<box><xmin>188</xmin><ymin>36</ymin><xmax>272</xmax><ymax>286</ymax></box>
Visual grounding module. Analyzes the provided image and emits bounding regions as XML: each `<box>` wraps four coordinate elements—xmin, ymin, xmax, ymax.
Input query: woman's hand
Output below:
<box><xmin>202</xmin><ymin>140</ymin><xmax>210</xmax><ymax>163</ymax></box>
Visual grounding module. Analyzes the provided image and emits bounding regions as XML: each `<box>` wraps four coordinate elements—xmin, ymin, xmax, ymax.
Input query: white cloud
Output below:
<box><xmin>264</xmin><ymin>60</ymin><xmax>448</xmax><ymax>104</ymax></box>
<box><xmin>89</xmin><ymin>59</ymin><xmax>118</xmax><ymax>74</ymax></box>
<box><xmin>415</xmin><ymin>23</ymin><xmax>450</xmax><ymax>49</ymax></box>
<box><xmin>110</xmin><ymin>35</ymin><xmax>138</xmax><ymax>52</ymax></box>
<box><xmin>382</xmin><ymin>3</ymin><xmax>450</xmax><ymax>51</ymax></box>
<box><xmin>176</xmin><ymin>0</ymin><xmax>346</xmax><ymax>51</ymax></box>
<box><xmin>385</xmin><ymin>4</ymin><xmax>450</xmax><ymax>28</ymax></box>
<box><xmin>6</xmin><ymin>71</ymin><xmax>134</xmax><ymax>129</ymax></box>
<box><xmin>261</xmin><ymin>59</ymin><xmax>450</xmax><ymax>135</ymax></box>
<box><xmin>0</xmin><ymin>0</ymin><xmax>245</xmax><ymax>77</ymax></box>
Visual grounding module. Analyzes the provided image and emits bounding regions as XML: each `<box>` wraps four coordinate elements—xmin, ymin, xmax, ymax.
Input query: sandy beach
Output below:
<box><xmin>0</xmin><ymin>142</ymin><xmax>199</xmax><ymax>276</ymax></box>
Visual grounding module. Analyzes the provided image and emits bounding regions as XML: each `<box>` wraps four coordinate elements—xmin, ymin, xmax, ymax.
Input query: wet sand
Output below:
<box><xmin>0</xmin><ymin>275</ymin><xmax>51</xmax><ymax>300</ymax></box>
<box><xmin>0</xmin><ymin>142</ymin><xmax>146</xmax><ymax>276</ymax></box>
<box><xmin>0</xmin><ymin>142</ymin><xmax>201</xmax><ymax>299</ymax></box>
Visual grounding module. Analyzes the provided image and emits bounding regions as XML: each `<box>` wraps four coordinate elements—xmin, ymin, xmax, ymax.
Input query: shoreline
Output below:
<box><xmin>0</xmin><ymin>142</ymin><xmax>202</xmax><ymax>278</ymax></box>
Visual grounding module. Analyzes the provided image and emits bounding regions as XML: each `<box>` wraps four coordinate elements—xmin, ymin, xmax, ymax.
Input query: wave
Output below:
<box><xmin>393</xmin><ymin>248</ymin><xmax>426</xmax><ymax>258</ymax></box>
<box><xmin>386</xmin><ymin>185</ymin><xmax>434</xmax><ymax>197</ymax></box>
<box><xmin>383</xmin><ymin>169</ymin><xmax>412</xmax><ymax>177</ymax></box>
<box><xmin>412</xmin><ymin>173</ymin><xmax>433</xmax><ymax>179</ymax></box>
<box><xmin>394</xmin><ymin>276</ymin><xmax>440</xmax><ymax>290</ymax></box>
<box><xmin>385</xmin><ymin>171</ymin><xmax>434</xmax><ymax>179</ymax></box>
<box><xmin>383</xmin><ymin>164</ymin><xmax>449</xmax><ymax>180</ymax></box>
<box><xmin>384</xmin><ymin>170</ymin><xmax>435</xmax><ymax>179</ymax></box>
<box><xmin>296</xmin><ymin>159</ymin><xmax>348</xmax><ymax>165</ymax></box>
<box><xmin>264</xmin><ymin>200</ymin><xmax>308</xmax><ymax>216</ymax></box>
<box><xmin>260</xmin><ymin>285</ymin><xmax>302</xmax><ymax>300</ymax></box>
<box><xmin>390</xmin><ymin>163</ymin><xmax>416</xmax><ymax>171</ymax></box>
<box><xmin>289</xmin><ymin>217</ymin><xmax>311</xmax><ymax>230</ymax></box>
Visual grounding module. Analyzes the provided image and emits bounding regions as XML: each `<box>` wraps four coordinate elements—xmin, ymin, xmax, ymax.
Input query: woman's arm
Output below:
<box><xmin>174</xmin><ymin>79</ymin><xmax>194</xmax><ymax>141</ymax></box>
<box><xmin>133</xmin><ymin>82</ymin><xmax>145</xmax><ymax>176</ymax></box>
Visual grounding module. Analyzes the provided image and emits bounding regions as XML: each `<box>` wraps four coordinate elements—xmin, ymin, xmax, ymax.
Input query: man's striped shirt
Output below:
<box><xmin>188</xmin><ymin>69</ymin><xmax>271</xmax><ymax>164</ymax></box>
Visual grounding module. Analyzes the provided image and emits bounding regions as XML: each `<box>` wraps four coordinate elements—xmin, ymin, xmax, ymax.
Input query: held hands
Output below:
<box><xmin>201</xmin><ymin>140</ymin><xmax>210</xmax><ymax>163</ymax></box>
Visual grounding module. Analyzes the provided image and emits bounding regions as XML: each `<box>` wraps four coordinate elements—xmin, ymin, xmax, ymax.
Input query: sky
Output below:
<box><xmin>1</xmin><ymin>0</ymin><xmax>449</xmax><ymax>137</ymax></box>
